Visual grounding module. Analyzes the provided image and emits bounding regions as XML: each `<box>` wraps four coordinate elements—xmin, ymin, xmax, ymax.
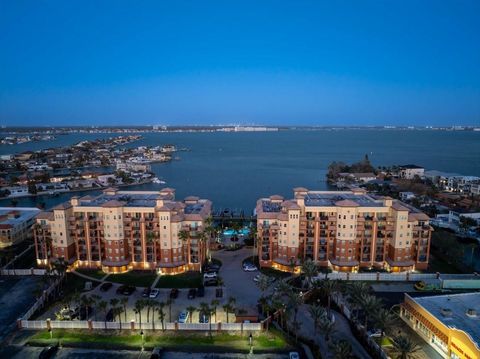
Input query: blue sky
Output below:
<box><xmin>1</xmin><ymin>1</ymin><xmax>479</xmax><ymax>126</ymax></box>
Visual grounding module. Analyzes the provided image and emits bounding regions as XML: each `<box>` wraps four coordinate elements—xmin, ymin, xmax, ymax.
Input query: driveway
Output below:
<box><xmin>213</xmin><ymin>247</ymin><xmax>261</xmax><ymax>312</ymax></box>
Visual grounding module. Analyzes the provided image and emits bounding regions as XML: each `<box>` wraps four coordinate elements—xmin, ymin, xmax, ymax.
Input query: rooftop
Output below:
<box><xmin>0</xmin><ymin>207</ymin><xmax>40</xmax><ymax>227</ymax></box>
<box><xmin>410</xmin><ymin>292</ymin><xmax>480</xmax><ymax>349</ymax></box>
<box><xmin>303</xmin><ymin>192</ymin><xmax>382</xmax><ymax>207</ymax></box>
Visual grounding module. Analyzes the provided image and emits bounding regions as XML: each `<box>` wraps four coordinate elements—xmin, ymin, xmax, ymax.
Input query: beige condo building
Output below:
<box><xmin>256</xmin><ymin>188</ymin><xmax>432</xmax><ymax>272</ymax></box>
<box><xmin>33</xmin><ymin>188</ymin><xmax>212</xmax><ymax>274</ymax></box>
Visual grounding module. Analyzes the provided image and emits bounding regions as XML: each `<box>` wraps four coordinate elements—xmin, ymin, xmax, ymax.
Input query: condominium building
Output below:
<box><xmin>33</xmin><ymin>188</ymin><xmax>212</xmax><ymax>274</ymax></box>
<box><xmin>0</xmin><ymin>207</ymin><xmax>40</xmax><ymax>248</ymax></box>
<box><xmin>401</xmin><ymin>293</ymin><xmax>480</xmax><ymax>359</ymax></box>
<box><xmin>256</xmin><ymin>188</ymin><xmax>432</xmax><ymax>272</ymax></box>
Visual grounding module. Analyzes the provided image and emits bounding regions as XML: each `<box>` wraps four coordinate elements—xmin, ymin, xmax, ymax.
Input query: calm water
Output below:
<box><xmin>1</xmin><ymin>129</ymin><xmax>480</xmax><ymax>211</ymax></box>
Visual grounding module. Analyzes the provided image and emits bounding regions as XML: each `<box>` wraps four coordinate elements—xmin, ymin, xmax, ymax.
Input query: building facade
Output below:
<box><xmin>399</xmin><ymin>164</ymin><xmax>425</xmax><ymax>179</ymax></box>
<box><xmin>0</xmin><ymin>207</ymin><xmax>40</xmax><ymax>248</ymax></box>
<box><xmin>401</xmin><ymin>293</ymin><xmax>480</xmax><ymax>359</ymax></box>
<box><xmin>256</xmin><ymin>188</ymin><xmax>432</xmax><ymax>272</ymax></box>
<box><xmin>33</xmin><ymin>188</ymin><xmax>212</xmax><ymax>274</ymax></box>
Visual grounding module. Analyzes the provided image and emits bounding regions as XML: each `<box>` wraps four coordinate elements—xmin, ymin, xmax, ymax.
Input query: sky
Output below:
<box><xmin>0</xmin><ymin>1</ymin><xmax>479</xmax><ymax>127</ymax></box>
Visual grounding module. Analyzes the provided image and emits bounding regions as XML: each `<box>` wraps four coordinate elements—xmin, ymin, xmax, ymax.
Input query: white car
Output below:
<box><xmin>178</xmin><ymin>310</ymin><xmax>189</xmax><ymax>324</ymax></box>
<box><xmin>204</xmin><ymin>271</ymin><xmax>217</xmax><ymax>279</ymax></box>
<box><xmin>149</xmin><ymin>289</ymin><xmax>160</xmax><ymax>298</ymax></box>
<box><xmin>243</xmin><ymin>264</ymin><xmax>258</xmax><ymax>272</ymax></box>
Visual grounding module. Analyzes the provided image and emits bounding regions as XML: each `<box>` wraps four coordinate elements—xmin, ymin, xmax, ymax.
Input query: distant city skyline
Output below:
<box><xmin>1</xmin><ymin>1</ymin><xmax>479</xmax><ymax>126</ymax></box>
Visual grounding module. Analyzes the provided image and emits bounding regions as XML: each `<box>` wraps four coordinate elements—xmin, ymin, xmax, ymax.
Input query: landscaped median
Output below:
<box><xmin>26</xmin><ymin>328</ymin><xmax>293</xmax><ymax>353</ymax></box>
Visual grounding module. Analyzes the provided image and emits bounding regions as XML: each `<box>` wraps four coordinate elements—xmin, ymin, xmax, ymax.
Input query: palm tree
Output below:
<box><xmin>329</xmin><ymin>340</ymin><xmax>354</xmax><ymax>359</ymax></box>
<box><xmin>359</xmin><ymin>294</ymin><xmax>383</xmax><ymax>329</ymax></box>
<box><xmin>255</xmin><ymin>274</ymin><xmax>271</xmax><ymax>309</ymax></box>
<box><xmin>158</xmin><ymin>302</ymin><xmax>166</xmax><ymax>331</ymax></box>
<box><xmin>392</xmin><ymin>336</ymin><xmax>420</xmax><ymax>359</ymax></box>
<box><xmin>80</xmin><ymin>294</ymin><xmax>94</xmax><ymax>320</ymax></box>
<box><xmin>301</xmin><ymin>259</ymin><xmax>318</xmax><ymax>289</ymax></box>
<box><xmin>186</xmin><ymin>305</ymin><xmax>196</xmax><ymax>323</ymax></box>
<box><xmin>90</xmin><ymin>294</ymin><xmax>101</xmax><ymax>320</ymax></box>
<box><xmin>145</xmin><ymin>299</ymin><xmax>153</xmax><ymax>323</ymax></box>
<box><xmin>98</xmin><ymin>300</ymin><xmax>108</xmax><ymax>329</ymax></box>
<box><xmin>178</xmin><ymin>229</ymin><xmax>189</xmax><ymax>263</ymax></box>
<box><xmin>198</xmin><ymin>302</ymin><xmax>212</xmax><ymax>335</ymax></box>
<box><xmin>318</xmin><ymin>316</ymin><xmax>336</xmax><ymax>342</ymax></box>
<box><xmin>210</xmin><ymin>299</ymin><xmax>219</xmax><ymax>322</ymax></box>
<box><xmin>166</xmin><ymin>298</ymin><xmax>174</xmax><ymax>322</ymax></box>
<box><xmin>134</xmin><ymin>299</ymin><xmax>146</xmax><ymax>328</ymax></box>
<box><xmin>120</xmin><ymin>297</ymin><xmax>129</xmax><ymax>323</ymax></box>
<box><xmin>223</xmin><ymin>303</ymin><xmax>233</xmax><ymax>323</ymax></box>
<box><xmin>288</xmin><ymin>257</ymin><xmax>297</xmax><ymax>274</ymax></box>
<box><xmin>374</xmin><ymin>308</ymin><xmax>398</xmax><ymax>338</ymax></box>
<box><xmin>114</xmin><ymin>306</ymin><xmax>124</xmax><ymax>330</ymax></box>
<box><xmin>345</xmin><ymin>281</ymin><xmax>370</xmax><ymax>320</ymax></box>
<box><xmin>286</xmin><ymin>291</ymin><xmax>303</xmax><ymax>329</ymax></box>
<box><xmin>316</xmin><ymin>279</ymin><xmax>339</xmax><ymax>317</ymax></box>
<box><xmin>308</xmin><ymin>304</ymin><xmax>326</xmax><ymax>335</ymax></box>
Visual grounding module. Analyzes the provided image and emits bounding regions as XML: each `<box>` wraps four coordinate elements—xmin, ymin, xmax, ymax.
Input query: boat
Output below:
<box><xmin>152</xmin><ymin>177</ymin><xmax>166</xmax><ymax>184</ymax></box>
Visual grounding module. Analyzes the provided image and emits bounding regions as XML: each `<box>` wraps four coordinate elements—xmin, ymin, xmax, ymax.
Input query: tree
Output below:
<box><xmin>374</xmin><ymin>308</ymin><xmax>398</xmax><ymax>338</ymax></box>
<box><xmin>114</xmin><ymin>306</ymin><xmax>124</xmax><ymax>330</ymax></box>
<box><xmin>392</xmin><ymin>336</ymin><xmax>421</xmax><ymax>359</ymax></box>
<box><xmin>301</xmin><ymin>259</ymin><xmax>318</xmax><ymax>289</ymax></box>
<box><xmin>329</xmin><ymin>340</ymin><xmax>354</xmax><ymax>359</ymax></box>
<box><xmin>178</xmin><ymin>229</ymin><xmax>189</xmax><ymax>263</ymax></box>
<box><xmin>28</xmin><ymin>181</ymin><xmax>37</xmax><ymax>195</ymax></box>
<box><xmin>255</xmin><ymin>274</ymin><xmax>271</xmax><ymax>313</ymax></box>
<box><xmin>80</xmin><ymin>294</ymin><xmax>94</xmax><ymax>320</ymax></box>
<box><xmin>308</xmin><ymin>304</ymin><xmax>326</xmax><ymax>335</ymax></box>
<box><xmin>186</xmin><ymin>305</ymin><xmax>196</xmax><ymax>323</ymax></box>
<box><xmin>98</xmin><ymin>300</ymin><xmax>108</xmax><ymax>329</ymax></box>
<box><xmin>120</xmin><ymin>297</ymin><xmax>129</xmax><ymax>323</ymax></box>
<box><xmin>134</xmin><ymin>299</ymin><xmax>146</xmax><ymax>328</ymax></box>
<box><xmin>166</xmin><ymin>298</ymin><xmax>174</xmax><ymax>322</ymax></box>
<box><xmin>90</xmin><ymin>294</ymin><xmax>101</xmax><ymax>320</ymax></box>
<box><xmin>158</xmin><ymin>302</ymin><xmax>166</xmax><ymax>331</ymax></box>
<box><xmin>358</xmin><ymin>293</ymin><xmax>383</xmax><ymax>329</ymax></box>
<box><xmin>315</xmin><ymin>279</ymin><xmax>339</xmax><ymax>317</ymax></box>
<box><xmin>210</xmin><ymin>299</ymin><xmax>220</xmax><ymax>322</ymax></box>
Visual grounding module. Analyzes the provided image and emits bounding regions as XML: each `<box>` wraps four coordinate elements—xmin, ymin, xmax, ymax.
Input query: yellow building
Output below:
<box><xmin>401</xmin><ymin>293</ymin><xmax>480</xmax><ymax>359</ymax></box>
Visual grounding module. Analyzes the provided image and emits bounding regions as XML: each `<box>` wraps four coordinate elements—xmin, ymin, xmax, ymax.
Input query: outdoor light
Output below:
<box><xmin>140</xmin><ymin>330</ymin><xmax>145</xmax><ymax>351</ymax></box>
<box><xmin>249</xmin><ymin>333</ymin><xmax>253</xmax><ymax>354</ymax></box>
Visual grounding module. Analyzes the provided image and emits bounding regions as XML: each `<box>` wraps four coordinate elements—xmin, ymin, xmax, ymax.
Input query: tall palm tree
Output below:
<box><xmin>319</xmin><ymin>316</ymin><xmax>336</xmax><ymax>342</ymax></box>
<box><xmin>90</xmin><ymin>294</ymin><xmax>101</xmax><ymax>320</ymax></box>
<box><xmin>158</xmin><ymin>302</ymin><xmax>166</xmax><ymax>331</ymax></box>
<box><xmin>210</xmin><ymin>299</ymin><xmax>220</xmax><ymax>322</ymax></box>
<box><xmin>359</xmin><ymin>294</ymin><xmax>383</xmax><ymax>329</ymax></box>
<box><xmin>315</xmin><ymin>279</ymin><xmax>339</xmax><ymax>317</ymax></box>
<box><xmin>98</xmin><ymin>300</ymin><xmax>108</xmax><ymax>329</ymax></box>
<box><xmin>134</xmin><ymin>299</ymin><xmax>146</xmax><ymax>328</ymax></box>
<box><xmin>223</xmin><ymin>303</ymin><xmax>233</xmax><ymax>323</ymax></box>
<box><xmin>392</xmin><ymin>336</ymin><xmax>421</xmax><ymax>359</ymax></box>
<box><xmin>329</xmin><ymin>340</ymin><xmax>354</xmax><ymax>359</ymax></box>
<box><xmin>301</xmin><ymin>259</ymin><xmax>318</xmax><ymax>289</ymax></box>
<box><xmin>374</xmin><ymin>308</ymin><xmax>398</xmax><ymax>338</ymax></box>
<box><xmin>166</xmin><ymin>298</ymin><xmax>174</xmax><ymax>322</ymax></box>
<box><xmin>186</xmin><ymin>305</ymin><xmax>196</xmax><ymax>323</ymax></box>
<box><xmin>115</xmin><ymin>306</ymin><xmax>124</xmax><ymax>330</ymax></box>
<box><xmin>178</xmin><ymin>229</ymin><xmax>189</xmax><ymax>264</ymax></box>
<box><xmin>286</xmin><ymin>291</ymin><xmax>303</xmax><ymax>328</ymax></box>
<box><xmin>80</xmin><ymin>294</ymin><xmax>94</xmax><ymax>320</ymax></box>
<box><xmin>308</xmin><ymin>304</ymin><xmax>326</xmax><ymax>335</ymax></box>
<box><xmin>120</xmin><ymin>297</ymin><xmax>129</xmax><ymax>323</ymax></box>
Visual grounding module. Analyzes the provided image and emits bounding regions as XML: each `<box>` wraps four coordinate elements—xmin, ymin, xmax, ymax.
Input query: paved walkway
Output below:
<box><xmin>296</xmin><ymin>304</ymin><xmax>372</xmax><ymax>359</ymax></box>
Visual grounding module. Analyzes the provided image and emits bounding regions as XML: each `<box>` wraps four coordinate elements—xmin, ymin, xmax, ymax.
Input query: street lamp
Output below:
<box><xmin>140</xmin><ymin>330</ymin><xmax>144</xmax><ymax>351</ymax></box>
<box><xmin>249</xmin><ymin>333</ymin><xmax>253</xmax><ymax>354</ymax></box>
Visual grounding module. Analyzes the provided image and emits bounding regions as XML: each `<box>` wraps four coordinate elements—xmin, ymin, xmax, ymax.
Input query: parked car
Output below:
<box><xmin>170</xmin><ymin>288</ymin><xmax>179</xmax><ymax>299</ymax></box>
<box><xmin>197</xmin><ymin>286</ymin><xmax>205</xmax><ymax>297</ymax></box>
<box><xmin>39</xmin><ymin>344</ymin><xmax>58</xmax><ymax>359</ymax></box>
<box><xmin>206</xmin><ymin>263</ymin><xmax>220</xmax><ymax>272</ymax></box>
<box><xmin>204</xmin><ymin>271</ymin><xmax>217</xmax><ymax>279</ymax></box>
<box><xmin>289</xmin><ymin>352</ymin><xmax>300</xmax><ymax>359</ymax></box>
<box><xmin>142</xmin><ymin>287</ymin><xmax>151</xmax><ymax>297</ymax></box>
<box><xmin>150</xmin><ymin>347</ymin><xmax>163</xmax><ymax>359</ymax></box>
<box><xmin>100</xmin><ymin>282</ymin><xmax>113</xmax><ymax>292</ymax></box>
<box><xmin>149</xmin><ymin>289</ymin><xmax>160</xmax><ymax>298</ymax></box>
<box><xmin>116</xmin><ymin>285</ymin><xmax>136</xmax><ymax>295</ymax></box>
<box><xmin>188</xmin><ymin>288</ymin><xmax>196</xmax><ymax>299</ymax></box>
<box><xmin>178</xmin><ymin>310</ymin><xmax>189</xmax><ymax>323</ymax></box>
<box><xmin>199</xmin><ymin>312</ymin><xmax>209</xmax><ymax>323</ymax></box>
<box><xmin>204</xmin><ymin>279</ymin><xmax>218</xmax><ymax>287</ymax></box>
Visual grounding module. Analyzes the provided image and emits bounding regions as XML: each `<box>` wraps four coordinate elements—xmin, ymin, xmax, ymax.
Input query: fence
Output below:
<box><xmin>0</xmin><ymin>268</ymin><xmax>47</xmax><ymax>276</ymax></box>
<box><xmin>22</xmin><ymin>276</ymin><xmax>63</xmax><ymax>320</ymax></box>
<box><xmin>317</xmin><ymin>272</ymin><xmax>478</xmax><ymax>282</ymax></box>
<box><xmin>19</xmin><ymin>319</ymin><xmax>263</xmax><ymax>332</ymax></box>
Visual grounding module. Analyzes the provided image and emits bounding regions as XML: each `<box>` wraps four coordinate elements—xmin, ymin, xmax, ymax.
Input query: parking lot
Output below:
<box><xmin>37</xmin><ymin>247</ymin><xmax>262</xmax><ymax>324</ymax></box>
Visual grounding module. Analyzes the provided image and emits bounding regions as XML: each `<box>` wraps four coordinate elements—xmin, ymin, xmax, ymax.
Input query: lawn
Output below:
<box><xmin>65</xmin><ymin>273</ymin><xmax>100</xmax><ymax>293</ymax></box>
<box><xmin>107</xmin><ymin>271</ymin><xmax>158</xmax><ymax>287</ymax></box>
<box><xmin>427</xmin><ymin>255</ymin><xmax>463</xmax><ymax>274</ymax></box>
<box><xmin>27</xmin><ymin>329</ymin><xmax>291</xmax><ymax>353</ymax></box>
<box><xmin>155</xmin><ymin>271</ymin><xmax>202</xmax><ymax>288</ymax></box>
<box><xmin>75</xmin><ymin>268</ymin><xmax>107</xmax><ymax>280</ymax></box>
